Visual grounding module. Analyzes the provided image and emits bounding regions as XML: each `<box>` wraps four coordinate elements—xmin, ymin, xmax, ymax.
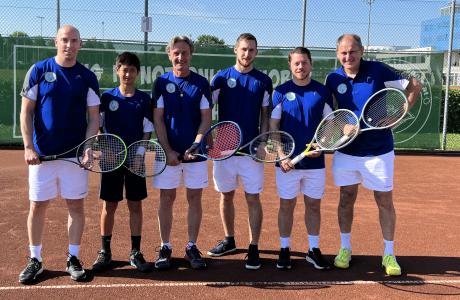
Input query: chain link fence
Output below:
<box><xmin>0</xmin><ymin>0</ymin><xmax>448</xmax><ymax>48</ymax></box>
<box><xmin>0</xmin><ymin>0</ymin><xmax>458</xmax><ymax>151</ymax></box>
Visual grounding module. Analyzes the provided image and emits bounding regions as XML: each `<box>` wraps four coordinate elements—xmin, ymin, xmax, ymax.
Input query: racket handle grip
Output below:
<box><xmin>40</xmin><ymin>155</ymin><xmax>57</xmax><ymax>161</ymax></box>
<box><xmin>290</xmin><ymin>152</ymin><xmax>306</xmax><ymax>166</ymax></box>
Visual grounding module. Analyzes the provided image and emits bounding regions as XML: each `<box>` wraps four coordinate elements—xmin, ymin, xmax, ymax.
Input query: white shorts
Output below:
<box><xmin>213</xmin><ymin>156</ymin><xmax>264</xmax><ymax>194</ymax></box>
<box><xmin>28</xmin><ymin>159</ymin><xmax>89</xmax><ymax>201</ymax></box>
<box><xmin>152</xmin><ymin>161</ymin><xmax>208</xmax><ymax>189</ymax></box>
<box><xmin>332</xmin><ymin>151</ymin><xmax>395</xmax><ymax>192</ymax></box>
<box><xmin>275</xmin><ymin>167</ymin><xmax>325</xmax><ymax>200</ymax></box>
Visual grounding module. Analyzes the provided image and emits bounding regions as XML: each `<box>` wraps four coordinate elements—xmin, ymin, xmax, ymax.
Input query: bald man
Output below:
<box><xmin>19</xmin><ymin>25</ymin><xmax>100</xmax><ymax>284</ymax></box>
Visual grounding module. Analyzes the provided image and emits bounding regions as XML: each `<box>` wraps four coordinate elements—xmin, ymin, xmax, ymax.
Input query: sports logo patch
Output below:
<box><xmin>227</xmin><ymin>78</ymin><xmax>237</xmax><ymax>88</ymax></box>
<box><xmin>286</xmin><ymin>92</ymin><xmax>296</xmax><ymax>101</ymax></box>
<box><xmin>44</xmin><ymin>72</ymin><xmax>57</xmax><ymax>83</ymax></box>
<box><xmin>337</xmin><ymin>83</ymin><xmax>347</xmax><ymax>94</ymax></box>
<box><xmin>109</xmin><ymin>100</ymin><xmax>119</xmax><ymax>111</ymax></box>
<box><xmin>166</xmin><ymin>83</ymin><xmax>176</xmax><ymax>93</ymax></box>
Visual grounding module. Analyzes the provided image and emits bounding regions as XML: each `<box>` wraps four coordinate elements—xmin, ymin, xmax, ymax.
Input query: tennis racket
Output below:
<box><xmin>290</xmin><ymin>109</ymin><xmax>359</xmax><ymax>166</ymax></box>
<box><xmin>234</xmin><ymin>130</ymin><xmax>296</xmax><ymax>163</ymax></box>
<box><xmin>179</xmin><ymin>121</ymin><xmax>242</xmax><ymax>161</ymax></box>
<box><xmin>125</xmin><ymin>139</ymin><xmax>167</xmax><ymax>177</ymax></box>
<box><xmin>330</xmin><ymin>87</ymin><xmax>409</xmax><ymax>148</ymax></box>
<box><xmin>359</xmin><ymin>87</ymin><xmax>409</xmax><ymax>132</ymax></box>
<box><xmin>39</xmin><ymin>133</ymin><xmax>127</xmax><ymax>173</ymax></box>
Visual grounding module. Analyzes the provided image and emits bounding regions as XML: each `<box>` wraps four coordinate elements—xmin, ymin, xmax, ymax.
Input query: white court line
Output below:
<box><xmin>2</xmin><ymin>280</ymin><xmax>460</xmax><ymax>291</ymax></box>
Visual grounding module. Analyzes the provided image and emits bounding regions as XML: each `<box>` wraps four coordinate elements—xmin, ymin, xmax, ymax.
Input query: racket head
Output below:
<box><xmin>76</xmin><ymin>133</ymin><xmax>127</xmax><ymax>173</ymax></box>
<box><xmin>315</xmin><ymin>109</ymin><xmax>360</xmax><ymax>151</ymax></box>
<box><xmin>126</xmin><ymin>140</ymin><xmax>167</xmax><ymax>177</ymax></box>
<box><xmin>249</xmin><ymin>131</ymin><xmax>295</xmax><ymax>162</ymax></box>
<box><xmin>361</xmin><ymin>88</ymin><xmax>408</xmax><ymax>130</ymax></box>
<box><xmin>199</xmin><ymin>121</ymin><xmax>242</xmax><ymax>160</ymax></box>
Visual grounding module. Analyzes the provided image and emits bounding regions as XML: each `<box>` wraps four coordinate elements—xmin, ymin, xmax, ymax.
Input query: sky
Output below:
<box><xmin>0</xmin><ymin>0</ymin><xmax>451</xmax><ymax>48</ymax></box>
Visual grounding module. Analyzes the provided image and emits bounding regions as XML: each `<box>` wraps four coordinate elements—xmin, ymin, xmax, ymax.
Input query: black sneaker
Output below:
<box><xmin>276</xmin><ymin>247</ymin><xmax>292</xmax><ymax>269</ymax></box>
<box><xmin>245</xmin><ymin>244</ymin><xmax>261</xmax><ymax>270</ymax></box>
<box><xmin>207</xmin><ymin>239</ymin><xmax>237</xmax><ymax>257</ymax></box>
<box><xmin>129</xmin><ymin>250</ymin><xmax>150</xmax><ymax>272</ymax></box>
<box><xmin>19</xmin><ymin>257</ymin><xmax>43</xmax><ymax>284</ymax></box>
<box><xmin>154</xmin><ymin>245</ymin><xmax>172</xmax><ymax>270</ymax></box>
<box><xmin>306</xmin><ymin>248</ymin><xmax>332</xmax><ymax>270</ymax></box>
<box><xmin>92</xmin><ymin>250</ymin><xmax>112</xmax><ymax>272</ymax></box>
<box><xmin>185</xmin><ymin>245</ymin><xmax>207</xmax><ymax>270</ymax></box>
<box><xmin>66</xmin><ymin>255</ymin><xmax>87</xmax><ymax>281</ymax></box>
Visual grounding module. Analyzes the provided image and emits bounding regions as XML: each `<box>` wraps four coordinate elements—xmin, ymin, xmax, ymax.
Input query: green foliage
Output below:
<box><xmin>195</xmin><ymin>34</ymin><xmax>225</xmax><ymax>46</ymax></box>
<box><xmin>441</xmin><ymin>89</ymin><xmax>460</xmax><ymax>133</ymax></box>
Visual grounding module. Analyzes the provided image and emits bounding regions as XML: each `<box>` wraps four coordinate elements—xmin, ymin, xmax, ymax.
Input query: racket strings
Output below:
<box><xmin>363</xmin><ymin>92</ymin><xmax>407</xmax><ymax>128</ymax></box>
<box><xmin>250</xmin><ymin>132</ymin><xmax>295</xmax><ymax>162</ymax></box>
<box><xmin>78</xmin><ymin>135</ymin><xmax>126</xmax><ymax>172</ymax></box>
<box><xmin>204</xmin><ymin>122</ymin><xmax>241</xmax><ymax>159</ymax></box>
<box><xmin>316</xmin><ymin>111</ymin><xmax>359</xmax><ymax>150</ymax></box>
<box><xmin>126</xmin><ymin>140</ymin><xmax>167</xmax><ymax>177</ymax></box>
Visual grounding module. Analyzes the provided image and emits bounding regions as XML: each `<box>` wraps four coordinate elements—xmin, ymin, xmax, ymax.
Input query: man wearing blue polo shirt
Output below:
<box><xmin>270</xmin><ymin>47</ymin><xmax>333</xmax><ymax>271</ymax></box>
<box><xmin>207</xmin><ymin>33</ymin><xmax>273</xmax><ymax>270</ymax></box>
<box><xmin>325</xmin><ymin>34</ymin><xmax>422</xmax><ymax>276</ymax></box>
<box><xmin>19</xmin><ymin>25</ymin><xmax>100</xmax><ymax>284</ymax></box>
<box><xmin>152</xmin><ymin>35</ymin><xmax>212</xmax><ymax>270</ymax></box>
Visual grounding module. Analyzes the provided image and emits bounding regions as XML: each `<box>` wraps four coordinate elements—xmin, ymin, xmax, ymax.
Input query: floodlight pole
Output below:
<box><xmin>364</xmin><ymin>0</ymin><xmax>375</xmax><ymax>52</ymax></box>
<box><xmin>37</xmin><ymin>16</ymin><xmax>44</xmax><ymax>37</ymax></box>
<box><xmin>442</xmin><ymin>0</ymin><xmax>456</xmax><ymax>150</ymax></box>
<box><xmin>301</xmin><ymin>0</ymin><xmax>307</xmax><ymax>47</ymax></box>
<box><xmin>56</xmin><ymin>0</ymin><xmax>60</xmax><ymax>31</ymax></box>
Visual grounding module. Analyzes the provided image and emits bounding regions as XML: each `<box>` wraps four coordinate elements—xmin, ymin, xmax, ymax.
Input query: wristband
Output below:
<box><xmin>136</xmin><ymin>146</ymin><xmax>146</xmax><ymax>155</ymax></box>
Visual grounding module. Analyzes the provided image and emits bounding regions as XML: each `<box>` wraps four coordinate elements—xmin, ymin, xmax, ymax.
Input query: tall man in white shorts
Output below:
<box><xmin>325</xmin><ymin>34</ymin><xmax>422</xmax><ymax>276</ymax></box>
<box><xmin>270</xmin><ymin>47</ymin><xmax>333</xmax><ymax>270</ymax></box>
<box><xmin>152</xmin><ymin>36</ymin><xmax>212</xmax><ymax>270</ymax></box>
<box><xmin>19</xmin><ymin>25</ymin><xmax>100</xmax><ymax>284</ymax></box>
<box><xmin>207</xmin><ymin>33</ymin><xmax>273</xmax><ymax>270</ymax></box>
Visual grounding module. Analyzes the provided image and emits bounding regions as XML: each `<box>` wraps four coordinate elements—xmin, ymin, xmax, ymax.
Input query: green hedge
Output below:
<box><xmin>441</xmin><ymin>89</ymin><xmax>460</xmax><ymax>133</ymax></box>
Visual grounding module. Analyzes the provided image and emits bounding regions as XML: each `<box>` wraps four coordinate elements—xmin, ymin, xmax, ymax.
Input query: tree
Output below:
<box><xmin>195</xmin><ymin>34</ymin><xmax>225</xmax><ymax>46</ymax></box>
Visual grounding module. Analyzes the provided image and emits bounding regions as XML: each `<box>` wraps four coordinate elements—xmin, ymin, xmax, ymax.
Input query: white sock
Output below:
<box><xmin>340</xmin><ymin>233</ymin><xmax>351</xmax><ymax>250</ymax></box>
<box><xmin>161</xmin><ymin>242</ymin><xmax>172</xmax><ymax>249</ymax></box>
<box><xmin>280</xmin><ymin>237</ymin><xmax>290</xmax><ymax>248</ymax></box>
<box><xmin>308</xmin><ymin>235</ymin><xmax>319</xmax><ymax>250</ymax></box>
<box><xmin>29</xmin><ymin>245</ymin><xmax>42</xmax><ymax>262</ymax></box>
<box><xmin>186</xmin><ymin>241</ymin><xmax>195</xmax><ymax>249</ymax></box>
<box><xmin>383</xmin><ymin>239</ymin><xmax>394</xmax><ymax>256</ymax></box>
<box><xmin>68</xmin><ymin>244</ymin><xmax>80</xmax><ymax>258</ymax></box>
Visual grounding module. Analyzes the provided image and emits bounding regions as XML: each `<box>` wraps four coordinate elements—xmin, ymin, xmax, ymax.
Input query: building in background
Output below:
<box><xmin>421</xmin><ymin>3</ymin><xmax>460</xmax><ymax>87</ymax></box>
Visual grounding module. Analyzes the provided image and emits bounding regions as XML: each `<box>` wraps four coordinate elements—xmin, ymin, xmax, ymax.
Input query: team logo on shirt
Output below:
<box><xmin>166</xmin><ymin>83</ymin><xmax>176</xmax><ymax>93</ymax></box>
<box><xmin>109</xmin><ymin>100</ymin><xmax>119</xmax><ymax>111</ymax></box>
<box><xmin>227</xmin><ymin>78</ymin><xmax>237</xmax><ymax>88</ymax></box>
<box><xmin>44</xmin><ymin>72</ymin><xmax>57</xmax><ymax>83</ymax></box>
<box><xmin>286</xmin><ymin>92</ymin><xmax>296</xmax><ymax>101</ymax></box>
<box><xmin>337</xmin><ymin>83</ymin><xmax>347</xmax><ymax>94</ymax></box>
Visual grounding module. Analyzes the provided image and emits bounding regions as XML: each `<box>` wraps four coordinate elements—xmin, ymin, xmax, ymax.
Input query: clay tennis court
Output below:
<box><xmin>0</xmin><ymin>150</ymin><xmax>459</xmax><ymax>299</ymax></box>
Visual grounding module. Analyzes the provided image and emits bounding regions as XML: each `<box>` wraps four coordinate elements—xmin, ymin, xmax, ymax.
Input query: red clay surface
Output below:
<box><xmin>0</xmin><ymin>150</ymin><xmax>459</xmax><ymax>299</ymax></box>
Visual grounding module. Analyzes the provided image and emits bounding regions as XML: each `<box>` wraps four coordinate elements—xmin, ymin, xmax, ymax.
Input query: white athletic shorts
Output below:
<box><xmin>332</xmin><ymin>151</ymin><xmax>395</xmax><ymax>192</ymax></box>
<box><xmin>152</xmin><ymin>161</ymin><xmax>208</xmax><ymax>189</ymax></box>
<box><xmin>275</xmin><ymin>167</ymin><xmax>326</xmax><ymax>200</ymax></box>
<box><xmin>28</xmin><ymin>159</ymin><xmax>89</xmax><ymax>201</ymax></box>
<box><xmin>213</xmin><ymin>156</ymin><xmax>264</xmax><ymax>194</ymax></box>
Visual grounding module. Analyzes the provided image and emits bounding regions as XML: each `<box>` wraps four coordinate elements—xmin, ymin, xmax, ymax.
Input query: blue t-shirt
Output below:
<box><xmin>211</xmin><ymin>66</ymin><xmax>273</xmax><ymax>149</ymax></box>
<box><xmin>325</xmin><ymin>60</ymin><xmax>407</xmax><ymax>156</ymax></box>
<box><xmin>152</xmin><ymin>71</ymin><xmax>211</xmax><ymax>160</ymax></box>
<box><xmin>272</xmin><ymin>79</ymin><xmax>333</xmax><ymax>169</ymax></box>
<box><xmin>20</xmin><ymin>57</ymin><xmax>100</xmax><ymax>157</ymax></box>
<box><xmin>100</xmin><ymin>88</ymin><xmax>153</xmax><ymax>146</ymax></box>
